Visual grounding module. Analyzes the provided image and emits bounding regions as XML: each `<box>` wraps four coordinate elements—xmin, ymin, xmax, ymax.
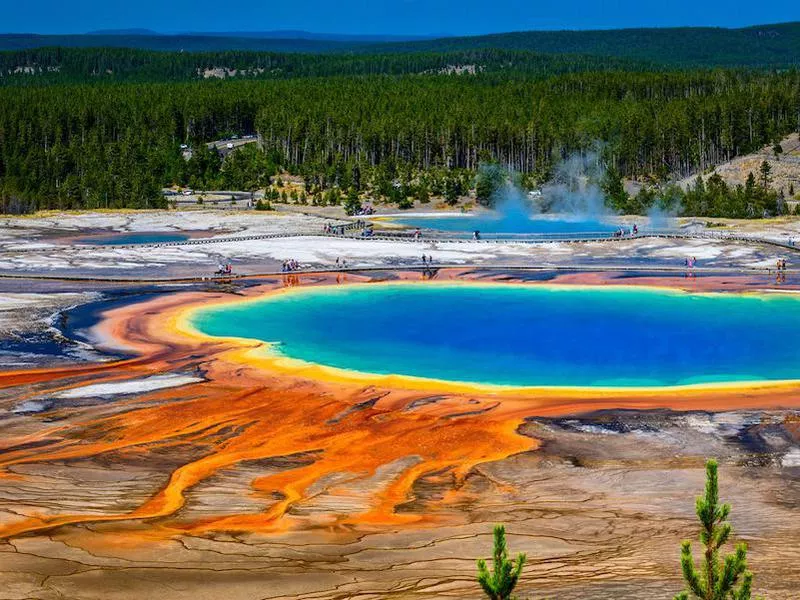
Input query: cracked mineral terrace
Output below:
<box><xmin>0</xmin><ymin>211</ymin><xmax>799</xmax><ymax>600</ymax></box>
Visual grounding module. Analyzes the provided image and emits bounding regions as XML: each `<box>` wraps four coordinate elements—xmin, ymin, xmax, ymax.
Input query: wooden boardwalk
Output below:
<box><xmin>2</xmin><ymin>227</ymin><xmax>799</xmax><ymax>252</ymax></box>
<box><xmin>0</xmin><ymin>226</ymin><xmax>796</xmax><ymax>284</ymax></box>
<box><xmin>0</xmin><ymin>262</ymin><xmax>793</xmax><ymax>285</ymax></box>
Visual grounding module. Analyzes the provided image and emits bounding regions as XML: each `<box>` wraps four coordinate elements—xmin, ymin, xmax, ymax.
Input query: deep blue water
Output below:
<box><xmin>79</xmin><ymin>232</ymin><xmax>190</xmax><ymax>245</ymax></box>
<box><xmin>190</xmin><ymin>284</ymin><xmax>800</xmax><ymax>387</ymax></box>
<box><xmin>388</xmin><ymin>214</ymin><xmax>618</xmax><ymax>235</ymax></box>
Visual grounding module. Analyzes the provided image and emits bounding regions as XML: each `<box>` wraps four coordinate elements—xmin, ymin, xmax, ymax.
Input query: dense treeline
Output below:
<box><xmin>0</xmin><ymin>47</ymin><xmax>649</xmax><ymax>84</ymax></box>
<box><xmin>1</xmin><ymin>68</ymin><xmax>798</xmax><ymax>214</ymax></box>
<box><xmin>0</xmin><ymin>33</ymin><xmax>354</xmax><ymax>54</ymax></box>
<box><xmin>3</xmin><ymin>22</ymin><xmax>800</xmax><ymax>68</ymax></box>
<box><xmin>372</xmin><ymin>22</ymin><xmax>800</xmax><ymax>68</ymax></box>
<box><xmin>252</xmin><ymin>71</ymin><xmax>800</xmax><ymax>178</ymax></box>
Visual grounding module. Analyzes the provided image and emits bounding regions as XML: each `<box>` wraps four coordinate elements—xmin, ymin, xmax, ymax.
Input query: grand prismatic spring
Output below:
<box><xmin>189</xmin><ymin>283</ymin><xmax>800</xmax><ymax>388</ymax></box>
<box><xmin>2</xmin><ymin>242</ymin><xmax>800</xmax><ymax>598</ymax></box>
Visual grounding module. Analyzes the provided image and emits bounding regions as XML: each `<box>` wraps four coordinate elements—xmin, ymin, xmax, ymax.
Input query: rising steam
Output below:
<box><xmin>483</xmin><ymin>149</ymin><xmax>616</xmax><ymax>231</ymax></box>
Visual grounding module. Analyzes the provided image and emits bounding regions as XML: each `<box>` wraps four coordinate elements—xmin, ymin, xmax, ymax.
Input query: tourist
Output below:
<box><xmin>281</xmin><ymin>259</ymin><xmax>301</xmax><ymax>272</ymax></box>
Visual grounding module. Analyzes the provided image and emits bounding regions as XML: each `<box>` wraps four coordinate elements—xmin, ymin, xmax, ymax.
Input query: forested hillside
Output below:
<box><xmin>3</xmin><ymin>22</ymin><xmax>800</xmax><ymax>67</ymax></box>
<box><xmin>0</xmin><ymin>33</ymin><xmax>354</xmax><ymax>54</ymax></box>
<box><xmin>0</xmin><ymin>47</ymin><xmax>650</xmax><ymax>84</ymax></box>
<box><xmin>372</xmin><ymin>22</ymin><xmax>800</xmax><ymax>67</ymax></box>
<box><xmin>1</xmin><ymin>67</ymin><xmax>798</xmax><ymax>215</ymax></box>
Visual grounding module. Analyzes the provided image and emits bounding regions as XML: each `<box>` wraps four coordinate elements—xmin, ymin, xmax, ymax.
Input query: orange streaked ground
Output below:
<box><xmin>1</xmin><ymin>268</ymin><xmax>799</xmax><ymax>549</ymax></box>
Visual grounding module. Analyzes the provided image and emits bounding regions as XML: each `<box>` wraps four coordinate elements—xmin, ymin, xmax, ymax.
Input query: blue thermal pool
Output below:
<box><xmin>386</xmin><ymin>214</ymin><xmax>618</xmax><ymax>235</ymax></box>
<box><xmin>189</xmin><ymin>283</ymin><xmax>800</xmax><ymax>388</ymax></box>
<box><xmin>79</xmin><ymin>232</ymin><xmax>190</xmax><ymax>245</ymax></box>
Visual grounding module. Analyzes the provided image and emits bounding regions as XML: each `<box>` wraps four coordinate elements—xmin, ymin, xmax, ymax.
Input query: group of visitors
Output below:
<box><xmin>282</xmin><ymin>259</ymin><xmax>301</xmax><ymax>272</ymax></box>
<box><xmin>324</xmin><ymin>220</ymin><xmax>369</xmax><ymax>236</ymax></box>
<box><xmin>335</xmin><ymin>257</ymin><xmax>349</xmax><ymax>269</ymax></box>
<box><xmin>215</xmin><ymin>263</ymin><xmax>233</xmax><ymax>276</ymax></box>
<box><xmin>473</xmin><ymin>230</ymin><xmax>481</xmax><ymax>240</ymax></box>
<box><xmin>421</xmin><ymin>254</ymin><xmax>437</xmax><ymax>279</ymax></box>
<box><xmin>354</xmin><ymin>205</ymin><xmax>375</xmax><ymax>216</ymax></box>
<box><xmin>613</xmin><ymin>224</ymin><xmax>638</xmax><ymax>238</ymax></box>
<box><xmin>776</xmin><ymin>258</ymin><xmax>789</xmax><ymax>283</ymax></box>
<box><xmin>324</xmin><ymin>223</ymin><xmax>348</xmax><ymax>235</ymax></box>
<box><xmin>684</xmin><ymin>256</ymin><xmax>698</xmax><ymax>269</ymax></box>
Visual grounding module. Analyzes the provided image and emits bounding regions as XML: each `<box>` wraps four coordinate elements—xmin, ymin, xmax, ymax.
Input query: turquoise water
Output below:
<box><xmin>190</xmin><ymin>284</ymin><xmax>800</xmax><ymax>388</ymax></box>
<box><xmin>389</xmin><ymin>215</ymin><xmax>617</xmax><ymax>235</ymax></box>
<box><xmin>80</xmin><ymin>232</ymin><xmax>190</xmax><ymax>245</ymax></box>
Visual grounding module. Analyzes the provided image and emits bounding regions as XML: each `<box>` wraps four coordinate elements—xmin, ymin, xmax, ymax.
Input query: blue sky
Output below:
<box><xmin>4</xmin><ymin>0</ymin><xmax>798</xmax><ymax>35</ymax></box>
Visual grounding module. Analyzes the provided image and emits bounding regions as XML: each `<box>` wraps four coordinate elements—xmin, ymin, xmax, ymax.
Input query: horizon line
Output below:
<box><xmin>1</xmin><ymin>20</ymin><xmax>798</xmax><ymax>39</ymax></box>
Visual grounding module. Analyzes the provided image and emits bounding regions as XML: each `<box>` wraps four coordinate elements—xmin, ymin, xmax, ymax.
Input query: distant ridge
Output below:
<box><xmin>367</xmin><ymin>22</ymin><xmax>800</xmax><ymax>66</ymax></box>
<box><xmin>0</xmin><ymin>33</ymin><xmax>359</xmax><ymax>53</ymax></box>
<box><xmin>181</xmin><ymin>30</ymin><xmax>443</xmax><ymax>42</ymax></box>
<box><xmin>86</xmin><ymin>28</ymin><xmax>162</xmax><ymax>36</ymax></box>
<box><xmin>1</xmin><ymin>22</ymin><xmax>799</xmax><ymax>67</ymax></box>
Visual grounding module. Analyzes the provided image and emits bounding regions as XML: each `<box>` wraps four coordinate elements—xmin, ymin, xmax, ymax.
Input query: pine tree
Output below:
<box><xmin>444</xmin><ymin>178</ymin><xmax>460</xmax><ymax>206</ymax></box>
<box><xmin>602</xmin><ymin>165</ymin><xmax>630</xmax><ymax>212</ymax></box>
<box><xmin>674</xmin><ymin>459</ymin><xmax>760</xmax><ymax>600</ymax></box>
<box><xmin>475</xmin><ymin>164</ymin><xmax>506</xmax><ymax>207</ymax></box>
<box><xmin>759</xmin><ymin>161</ymin><xmax>772</xmax><ymax>190</ymax></box>
<box><xmin>343</xmin><ymin>189</ymin><xmax>362</xmax><ymax>216</ymax></box>
<box><xmin>477</xmin><ymin>525</ymin><xmax>526</xmax><ymax>600</ymax></box>
<box><xmin>417</xmin><ymin>184</ymin><xmax>431</xmax><ymax>204</ymax></box>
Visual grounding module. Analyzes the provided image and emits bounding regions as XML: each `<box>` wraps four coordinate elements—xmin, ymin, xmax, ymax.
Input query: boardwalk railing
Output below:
<box><xmin>342</xmin><ymin>226</ymin><xmax>800</xmax><ymax>251</ymax></box>
<box><xmin>0</xmin><ymin>226</ymin><xmax>798</xmax><ymax>254</ymax></box>
<box><xmin>0</xmin><ymin>262</ymin><xmax>794</xmax><ymax>285</ymax></box>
